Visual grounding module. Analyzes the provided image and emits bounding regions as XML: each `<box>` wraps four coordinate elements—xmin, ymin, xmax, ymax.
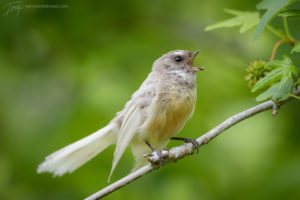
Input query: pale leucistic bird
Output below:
<box><xmin>38</xmin><ymin>50</ymin><xmax>203</xmax><ymax>181</ymax></box>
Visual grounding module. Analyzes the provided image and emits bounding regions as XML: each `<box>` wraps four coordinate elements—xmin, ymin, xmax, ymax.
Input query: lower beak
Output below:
<box><xmin>188</xmin><ymin>50</ymin><xmax>204</xmax><ymax>71</ymax></box>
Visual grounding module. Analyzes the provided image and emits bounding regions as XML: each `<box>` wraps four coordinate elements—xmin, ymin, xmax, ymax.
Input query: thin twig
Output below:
<box><xmin>85</xmin><ymin>86</ymin><xmax>300</xmax><ymax>200</ymax></box>
<box><xmin>85</xmin><ymin>165</ymin><xmax>154</xmax><ymax>200</ymax></box>
<box><xmin>270</xmin><ymin>38</ymin><xmax>296</xmax><ymax>61</ymax></box>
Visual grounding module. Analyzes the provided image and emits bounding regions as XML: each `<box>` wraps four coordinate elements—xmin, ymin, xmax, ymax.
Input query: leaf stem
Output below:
<box><xmin>266</xmin><ymin>25</ymin><xmax>286</xmax><ymax>39</ymax></box>
<box><xmin>270</xmin><ymin>37</ymin><xmax>297</xmax><ymax>61</ymax></box>
<box><xmin>283</xmin><ymin>17</ymin><xmax>294</xmax><ymax>40</ymax></box>
<box><xmin>270</xmin><ymin>38</ymin><xmax>290</xmax><ymax>61</ymax></box>
<box><xmin>289</xmin><ymin>93</ymin><xmax>300</xmax><ymax>100</ymax></box>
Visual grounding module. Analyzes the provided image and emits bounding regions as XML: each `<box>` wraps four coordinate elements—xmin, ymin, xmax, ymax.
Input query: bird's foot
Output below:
<box><xmin>171</xmin><ymin>137</ymin><xmax>199</xmax><ymax>154</ymax></box>
<box><xmin>143</xmin><ymin>141</ymin><xmax>169</xmax><ymax>166</ymax></box>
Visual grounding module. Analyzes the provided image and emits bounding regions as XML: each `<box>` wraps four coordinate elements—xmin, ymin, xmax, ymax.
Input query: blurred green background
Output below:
<box><xmin>1</xmin><ymin>0</ymin><xmax>300</xmax><ymax>199</ymax></box>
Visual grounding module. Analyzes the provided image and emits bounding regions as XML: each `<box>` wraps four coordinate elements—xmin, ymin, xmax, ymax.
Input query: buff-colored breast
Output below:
<box><xmin>144</xmin><ymin>87</ymin><xmax>197</xmax><ymax>145</ymax></box>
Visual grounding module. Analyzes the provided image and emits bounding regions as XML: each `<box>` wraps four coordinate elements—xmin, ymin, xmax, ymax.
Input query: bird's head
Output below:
<box><xmin>153</xmin><ymin>50</ymin><xmax>203</xmax><ymax>73</ymax></box>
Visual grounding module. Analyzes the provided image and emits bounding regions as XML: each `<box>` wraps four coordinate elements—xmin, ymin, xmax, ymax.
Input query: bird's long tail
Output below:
<box><xmin>37</xmin><ymin>123</ymin><xmax>117</xmax><ymax>176</ymax></box>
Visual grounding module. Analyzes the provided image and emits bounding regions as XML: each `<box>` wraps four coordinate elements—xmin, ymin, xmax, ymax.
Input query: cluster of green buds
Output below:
<box><xmin>245</xmin><ymin>60</ymin><xmax>270</xmax><ymax>88</ymax></box>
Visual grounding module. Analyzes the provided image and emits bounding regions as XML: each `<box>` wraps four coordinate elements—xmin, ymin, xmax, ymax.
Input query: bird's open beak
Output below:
<box><xmin>187</xmin><ymin>50</ymin><xmax>204</xmax><ymax>71</ymax></box>
<box><xmin>193</xmin><ymin>50</ymin><xmax>200</xmax><ymax>57</ymax></box>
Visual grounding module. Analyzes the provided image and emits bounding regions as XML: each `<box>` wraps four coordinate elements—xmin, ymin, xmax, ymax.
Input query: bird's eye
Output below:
<box><xmin>175</xmin><ymin>56</ymin><xmax>182</xmax><ymax>62</ymax></box>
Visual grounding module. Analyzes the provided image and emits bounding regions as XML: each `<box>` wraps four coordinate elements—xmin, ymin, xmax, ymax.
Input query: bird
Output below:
<box><xmin>37</xmin><ymin>50</ymin><xmax>203</xmax><ymax>181</ymax></box>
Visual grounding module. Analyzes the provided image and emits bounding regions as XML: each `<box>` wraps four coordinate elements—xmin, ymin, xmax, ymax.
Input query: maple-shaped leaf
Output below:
<box><xmin>256</xmin><ymin>80</ymin><xmax>293</xmax><ymax>101</ymax></box>
<box><xmin>254</xmin><ymin>0</ymin><xmax>294</xmax><ymax>41</ymax></box>
<box><xmin>252</xmin><ymin>56</ymin><xmax>298</xmax><ymax>92</ymax></box>
<box><xmin>205</xmin><ymin>9</ymin><xmax>260</xmax><ymax>33</ymax></box>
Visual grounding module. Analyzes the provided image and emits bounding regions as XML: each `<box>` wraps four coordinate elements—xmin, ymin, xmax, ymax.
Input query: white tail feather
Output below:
<box><xmin>37</xmin><ymin>124</ymin><xmax>116</xmax><ymax>176</ymax></box>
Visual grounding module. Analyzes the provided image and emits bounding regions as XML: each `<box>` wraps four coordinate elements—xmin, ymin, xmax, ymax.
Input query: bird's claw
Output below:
<box><xmin>143</xmin><ymin>150</ymin><xmax>164</xmax><ymax>165</ymax></box>
<box><xmin>185</xmin><ymin>138</ymin><xmax>199</xmax><ymax>154</ymax></box>
<box><xmin>171</xmin><ymin>137</ymin><xmax>199</xmax><ymax>154</ymax></box>
<box><xmin>144</xmin><ymin>141</ymin><xmax>169</xmax><ymax>166</ymax></box>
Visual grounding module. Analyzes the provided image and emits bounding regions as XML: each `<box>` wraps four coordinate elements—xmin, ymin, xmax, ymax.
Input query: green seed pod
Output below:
<box><xmin>245</xmin><ymin>60</ymin><xmax>269</xmax><ymax>88</ymax></box>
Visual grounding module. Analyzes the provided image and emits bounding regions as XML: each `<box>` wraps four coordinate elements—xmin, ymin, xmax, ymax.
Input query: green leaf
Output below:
<box><xmin>256</xmin><ymin>79</ymin><xmax>293</xmax><ymax>101</ymax></box>
<box><xmin>252</xmin><ymin>56</ymin><xmax>298</xmax><ymax>92</ymax></box>
<box><xmin>256</xmin><ymin>0</ymin><xmax>273</xmax><ymax>9</ymax></box>
<box><xmin>205</xmin><ymin>9</ymin><xmax>260</xmax><ymax>33</ymax></box>
<box><xmin>264</xmin><ymin>56</ymin><xmax>294</xmax><ymax>69</ymax></box>
<box><xmin>254</xmin><ymin>0</ymin><xmax>294</xmax><ymax>41</ymax></box>
<box><xmin>278</xmin><ymin>70</ymin><xmax>292</xmax><ymax>88</ymax></box>
<box><xmin>251</xmin><ymin>67</ymin><xmax>284</xmax><ymax>92</ymax></box>
<box><xmin>291</xmin><ymin>42</ymin><xmax>300</xmax><ymax>53</ymax></box>
<box><xmin>278</xmin><ymin>10</ymin><xmax>300</xmax><ymax>17</ymax></box>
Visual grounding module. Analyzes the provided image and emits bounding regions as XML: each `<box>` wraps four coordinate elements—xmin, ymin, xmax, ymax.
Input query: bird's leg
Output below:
<box><xmin>171</xmin><ymin>137</ymin><xmax>199</xmax><ymax>154</ymax></box>
<box><xmin>145</xmin><ymin>140</ymin><xmax>155</xmax><ymax>152</ymax></box>
<box><xmin>143</xmin><ymin>141</ymin><xmax>168</xmax><ymax>166</ymax></box>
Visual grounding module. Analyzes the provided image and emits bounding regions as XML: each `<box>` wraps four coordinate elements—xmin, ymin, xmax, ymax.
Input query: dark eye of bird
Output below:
<box><xmin>175</xmin><ymin>56</ymin><xmax>182</xmax><ymax>62</ymax></box>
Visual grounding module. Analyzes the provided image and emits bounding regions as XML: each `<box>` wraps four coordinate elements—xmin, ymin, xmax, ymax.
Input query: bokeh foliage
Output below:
<box><xmin>0</xmin><ymin>0</ymin><xmax>300</xmax><ymax>199</ymax></box>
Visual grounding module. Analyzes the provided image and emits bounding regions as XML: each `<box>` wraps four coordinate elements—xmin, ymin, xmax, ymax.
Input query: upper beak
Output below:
<box><xmin>193</xmin><ymin>50</ymin><xmax>200</xmax><ymax>57</ymax></box>
<box><xmin>188</xmin><ymin>50</ymin><xmax>204</xmax><ymax>71</ymax></box>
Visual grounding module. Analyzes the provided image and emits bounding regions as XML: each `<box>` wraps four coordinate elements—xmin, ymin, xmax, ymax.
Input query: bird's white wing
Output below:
<box><xmin>108</xmin><ymin>103</ymin><xmax>142</xmax><ymax>181</ymax></box>
<box><xmin>108</xmin><ymin>72</ymin><xmax>157</xmax><ymax>181</ymax></box>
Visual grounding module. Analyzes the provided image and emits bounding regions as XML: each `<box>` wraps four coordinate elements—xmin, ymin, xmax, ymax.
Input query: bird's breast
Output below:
<box><xmin>143</xmin><ymin>84</ymin><xmax>197</xmax><ymax>144</ymax></box>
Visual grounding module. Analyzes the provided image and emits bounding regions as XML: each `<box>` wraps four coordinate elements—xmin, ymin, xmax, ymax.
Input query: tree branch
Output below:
<box><xmin>85</xmin><ymin>86</ymin><xmax>300</xmax><ymax>200</ymax></box>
